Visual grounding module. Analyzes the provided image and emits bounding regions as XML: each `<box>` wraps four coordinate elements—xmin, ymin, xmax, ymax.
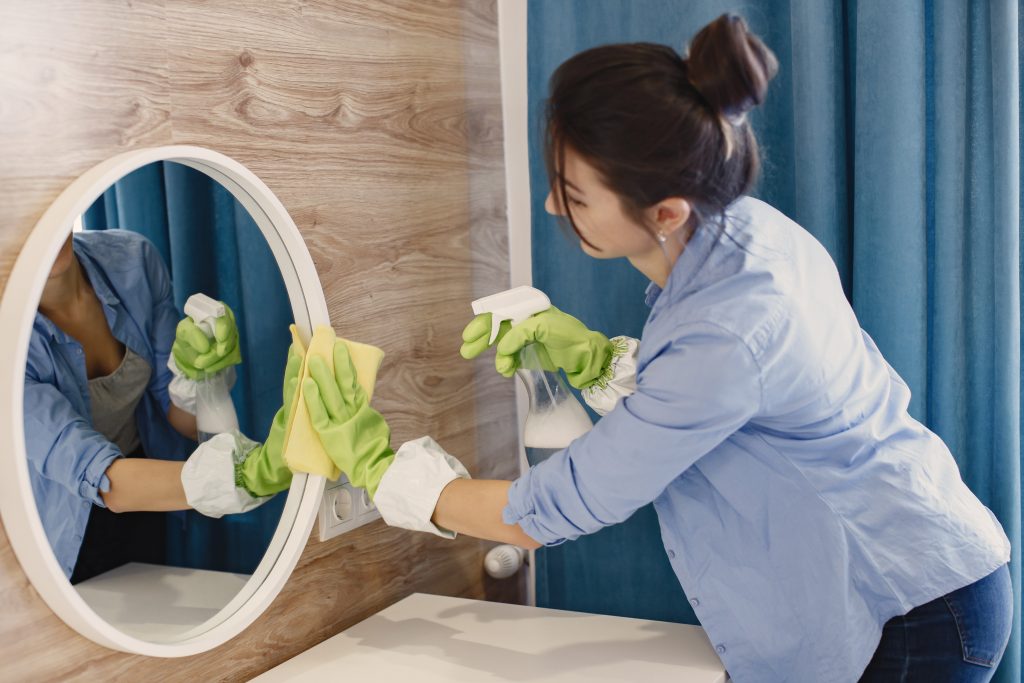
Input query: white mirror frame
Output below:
<box><xmin>0</xmin><ymin>146</ymin><xmax>327</xmax><ymax>656</ymax></box>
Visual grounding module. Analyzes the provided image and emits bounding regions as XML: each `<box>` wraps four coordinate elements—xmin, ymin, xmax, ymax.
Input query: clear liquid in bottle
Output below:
<box><xmin>518</xmin><ymin>344</ymin><xmax>592</xmax><ymax>464</ymax></box>
<box><xmin>194</xmin><ymin>371</ymin><xmax>239</xmax><ymax>443</ymax></box>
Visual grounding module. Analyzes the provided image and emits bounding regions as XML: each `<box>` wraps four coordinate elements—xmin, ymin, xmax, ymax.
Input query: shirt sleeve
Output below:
<box><xmin>23</xmin><ymin>377</ymin><xmax>122</xmax><ymax>507</ymax></box>
<box><xmin>141</xmin><ymin>239</ymin><xmax>179</xmax><ymax>415</ymax></box>
<box><xmin>503</xmin><ymin>321</ymin><xmax>764</xmax><ymax>546</ymax></box>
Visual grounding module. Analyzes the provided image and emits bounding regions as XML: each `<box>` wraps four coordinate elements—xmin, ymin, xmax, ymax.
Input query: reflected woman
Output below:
<box><xmin>26</xmin><ymin>229</ymin><xmax>296</xmax><ymax>582</ymax></box>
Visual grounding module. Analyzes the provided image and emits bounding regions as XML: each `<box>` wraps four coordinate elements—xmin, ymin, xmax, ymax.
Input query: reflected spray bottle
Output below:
<box><xmin>184</xmin><ymin>293</ymin><xmax>240</xmax><ymax>443</ymax></box>
<box><xmin>471</xmin><ymin>286</ymin><xmax>593</xmax><ymax>466</ymax></box>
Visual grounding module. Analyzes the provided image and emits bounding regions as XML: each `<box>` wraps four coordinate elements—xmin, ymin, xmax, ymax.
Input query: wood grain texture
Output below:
<box><xmin>0</xmin><ymin>1</ymin><xmax>522</xmax><ymax>680</ymax></box>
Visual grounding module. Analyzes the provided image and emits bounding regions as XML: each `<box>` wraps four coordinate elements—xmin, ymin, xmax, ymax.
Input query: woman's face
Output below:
<box><xmin>544</xmin><ymin>146</ymin><xmax>655</xmax><ymax>260</ymax></box>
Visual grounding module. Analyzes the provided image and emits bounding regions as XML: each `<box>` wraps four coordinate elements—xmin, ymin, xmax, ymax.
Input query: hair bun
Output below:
<box><xmin>684</xmin><ymin>13</ymin><xmax>778</xmax><ymax>121</ymax></box>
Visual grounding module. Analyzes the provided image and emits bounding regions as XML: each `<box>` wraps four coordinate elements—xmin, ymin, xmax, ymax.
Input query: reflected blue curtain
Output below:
<box><xmin>83</xmin><ymin>161</ymin><xmax>292</xmax><ymax>574</ymax></box>
<box><xmin>528</xmin><ymin>2</ymin><xmax>1021</xmax><ymax>680</ymax></box>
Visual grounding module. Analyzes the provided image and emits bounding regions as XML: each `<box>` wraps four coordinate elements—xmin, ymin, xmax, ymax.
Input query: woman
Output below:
<box><xmin>300</xmin><ymin>14</ymin><xmax>1012</xmax><ymax>682</ymax></box>
<box><xmin>26</xmin><ymin>228</ymin><xmax>296</xmax><ymax>582</ymax></box>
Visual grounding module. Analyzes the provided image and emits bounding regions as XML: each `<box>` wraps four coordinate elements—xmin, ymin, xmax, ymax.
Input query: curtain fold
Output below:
<box><xmin>83</xmin><ymin>161</ymin><xmax>292</xmax><ymax>574</ymax></box>
<box><xmin>528</xmin><ymin>2</ymin><xmax>1021</xmax><ymax>680</ymax></box>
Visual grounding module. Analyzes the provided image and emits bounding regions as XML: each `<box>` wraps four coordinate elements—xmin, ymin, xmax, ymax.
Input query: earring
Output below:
<box><xmin>657</xmin><ymin>231</ymin><xmax>668</xmax><ymax>243</ymax></box>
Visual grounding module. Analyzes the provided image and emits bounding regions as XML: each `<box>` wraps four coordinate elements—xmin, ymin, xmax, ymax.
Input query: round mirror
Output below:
<box><xmin>0</xmin><ymin>146</ymin><xmax>326</xmax><ymax>656</ymax></box>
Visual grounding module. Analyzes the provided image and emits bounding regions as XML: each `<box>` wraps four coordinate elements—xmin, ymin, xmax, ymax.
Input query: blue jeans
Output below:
<box><xmin>860</xmin><ymin>563</ymin><xmax>1013</xmax><ymax>682</ymax></box>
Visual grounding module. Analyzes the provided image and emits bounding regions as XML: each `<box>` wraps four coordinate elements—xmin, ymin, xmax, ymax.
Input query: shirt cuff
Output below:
<box><xmin>501</xmin><ymin>469</ymin><xmax>567</xmax><ymax>547</ymax></box>
<box><xmin>374</xmin><ymin>436</ymin><xmax>470</xmax><ymax>539</ymax></box>
<box><xmin>581</xmin><ymin>336</ymin><xmax>639</xmax><ymax>416</ymax></box>
<box><xmin>80</xmin><ymin>444</ymin><xmax>122</xmax><ymax>507</ymax></box>
<box><xmin>166</xmin><ymin>355</ymin><xmax>196</xmax><ymax>415</ymax></box>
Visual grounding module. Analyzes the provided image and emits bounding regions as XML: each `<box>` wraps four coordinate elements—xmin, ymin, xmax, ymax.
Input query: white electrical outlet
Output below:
<box><xmin>318</xmin><ymin>477</ymin><xmax>382</xmax><ymax>541</ymax></box>
<box><xmin>356</xmin><ymin>487</ymin><xmax>375</xmax><ymax>516</ymax></box>
<box><xmin>330</xmin><ymin>486</ymin><xmax>354</xmax><ymax>525</ymax></box>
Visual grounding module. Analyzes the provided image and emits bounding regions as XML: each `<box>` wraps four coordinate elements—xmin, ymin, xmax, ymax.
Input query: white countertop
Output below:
<box><xmin>252</xmin><ymin>593</ymin><xmax>728</xmax><ymax>682</ymax></box>
<box><xmin>74</xmin><ymin>562</ymin><xmax>251</xmax><ymax>641</ymax></box>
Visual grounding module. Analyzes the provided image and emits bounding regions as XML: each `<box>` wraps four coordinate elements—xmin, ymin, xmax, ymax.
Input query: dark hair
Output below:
<box><xmin>544</xmin><ymin>13</ymin><xmax>779</xmax><ymax>247</ymax></box>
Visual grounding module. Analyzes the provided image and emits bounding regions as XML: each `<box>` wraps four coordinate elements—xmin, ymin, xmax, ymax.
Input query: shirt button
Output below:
<box><xmin>667</xmin><ymin>549</ymin><xmax>676</xmax><ymax>559</ymax></box>
<box><xmin>690</xmin><ymin>597</ymin><xmax>700</xmax><ymax>607</ymax></box>
<box><xmin>716</xmin><ymin>644</ymin><xmax>726</xmax><ymax>655</ymax></box>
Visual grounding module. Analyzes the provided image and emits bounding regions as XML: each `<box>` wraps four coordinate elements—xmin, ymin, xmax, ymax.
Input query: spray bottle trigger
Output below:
<box><xmin>471</xmin><ymin>286</ymin><xmax>552</xmax><ymax>347</ymax></box>
<box><xmin>488</xmin><ymin>315</ymin><xmax>506</xmax><ymax>345</ymax></box>
<box><xmin>184</xmin><ymin>293</ymin><xmax>226</xmax><ymax>338</ymax></box>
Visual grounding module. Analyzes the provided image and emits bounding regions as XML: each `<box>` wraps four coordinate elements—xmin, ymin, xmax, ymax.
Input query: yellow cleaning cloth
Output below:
<box><xmin>282</xmin><ymin>324</ymin><xmax>385</xmax><ymax>479</ymax></box>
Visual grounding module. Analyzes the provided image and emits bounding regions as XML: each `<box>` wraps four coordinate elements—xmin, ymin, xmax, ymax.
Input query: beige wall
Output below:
<box><xmin>0</xmin><ymin>1</ymin><xmax>522</xmax><ymax>680</ymax></box>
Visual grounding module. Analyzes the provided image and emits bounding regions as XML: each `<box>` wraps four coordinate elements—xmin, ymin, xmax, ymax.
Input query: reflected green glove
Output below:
<box><xmin>302</xmin><ymin>341</ymin><xmax>394</xmax><ymax>499</ymax></box>
<box><xmin>494</xmin><ymin>307</ymin><xmax>614</xmax><ymax>390</ymax></box>
<box><xmin>173</xmin><ymin>303</ymin><xmax>242</xmax><ymax>380</ymax></box>
<box><xmin>235</xmin><ymin>341</ymin><xmax>303</xmax><ymax>497</ymax></box>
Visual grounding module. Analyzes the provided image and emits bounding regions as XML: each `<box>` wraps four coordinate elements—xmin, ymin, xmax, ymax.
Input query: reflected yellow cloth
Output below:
<box><xmin>282</xmin><ymin>324</ymin><xmax>385</xmax><ymax>479</ymax></box>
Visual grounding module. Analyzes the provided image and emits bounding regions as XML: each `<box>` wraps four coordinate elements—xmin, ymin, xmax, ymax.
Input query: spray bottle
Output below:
<box><xmin>184</xmin><ymin>293</ymin><xmax>240</xmax><ymax>443</ymax></box>
<box><xmin>471</xmin><ymin>286</ymin><xmax>593</xmax><ymax>466</ymax></box>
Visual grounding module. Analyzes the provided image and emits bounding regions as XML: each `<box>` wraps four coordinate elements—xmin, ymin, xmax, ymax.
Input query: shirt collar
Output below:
<box><xmin>33</xmin><ymin>238</ymin><xmax>122</xmax><ymax>342</ymax></box>
<box><xmin>34</xmin><ymin>311</ymin><xmax>66</xmax><ymax>342</ymax></box>
<box><xmin>74</xmin><ymin>240</ymin><xmax>121</xmax><ymax>308</ymax></box>
<box><xmin>644</xmin><ymin>282</ymin><xmax>662</xmax><ymax>308</ymax></box>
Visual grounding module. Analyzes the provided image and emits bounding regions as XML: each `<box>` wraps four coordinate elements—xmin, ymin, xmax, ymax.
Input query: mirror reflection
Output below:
<box><xmin>25</xmin><ymin>160</ymin><xmax>294</xmax><ymax>639</ymax></box>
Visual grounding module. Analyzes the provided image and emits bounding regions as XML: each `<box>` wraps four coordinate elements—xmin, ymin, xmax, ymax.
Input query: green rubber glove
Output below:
<box><xmin>462</xmin><ymin>313</ymin><xmax>560</xmax><ymax>372</ymax></box>
<box><xmin>235</xmin><ymin>341</ymin><xmax>303</xmax><ymax>497</ymax></box>
<box><xmin>460</xmin><ymin>313</ymin><xmax>513</xmax><ymax>359</ymax></box>
<box><xmin>302</xmin><ymin>341</ymin><xmax>395</xmax><ymax>499</ymax></box>
<box><xmin>173</xmin><ymin>303</ymin><xmax>243</xmax><ymax>380</ymax></box>
<box><xmin>494</xmin><ymin>307</ymin><xmax>614</xmax><ymax>390</ymax></box>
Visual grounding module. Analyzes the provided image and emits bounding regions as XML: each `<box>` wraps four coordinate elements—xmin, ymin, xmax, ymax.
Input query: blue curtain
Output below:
<box><xmin>528</xmin><ymin>2</ymin><xmax>1021</xmax><ymax>680</ymax></box>
<box><xmin>83</xmin><ymin>161</ymin><xmax>292</xmax><ymax>574</ymax></box>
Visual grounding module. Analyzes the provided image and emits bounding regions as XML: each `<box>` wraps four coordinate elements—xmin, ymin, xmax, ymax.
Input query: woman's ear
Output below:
<box><xmin>647</xmin><ymin>197</ymin><xmax>691</xmax><ymax>239</ymax></box>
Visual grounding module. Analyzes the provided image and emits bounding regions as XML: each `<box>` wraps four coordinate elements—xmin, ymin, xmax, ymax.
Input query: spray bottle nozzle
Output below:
<box><xmin>470</xmin><ymin>286</ymin><xmax>551</xmax><ymax>344</ymax></box>
<box><xmin>184</xmin><ymin>293</ymin><xmax>226</xmax><ymax>337</ymax></box>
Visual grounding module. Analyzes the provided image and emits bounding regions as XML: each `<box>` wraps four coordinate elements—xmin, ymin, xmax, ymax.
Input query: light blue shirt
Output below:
<box><xmin>24</xmin><ymin>230</ymin><xmax>194</xmax><ymax>578</ymax></box>
<box><xmin>503</xmin><ymin>197</ymin><xmax>1011</xmax><ymax>683</ymax></box>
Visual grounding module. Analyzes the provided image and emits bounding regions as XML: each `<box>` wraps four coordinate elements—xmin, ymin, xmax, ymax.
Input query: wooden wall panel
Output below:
<box><xmin>0</xmin><ymin>1</ymin><xmax>522</xmax><ymax>681</ymax></box>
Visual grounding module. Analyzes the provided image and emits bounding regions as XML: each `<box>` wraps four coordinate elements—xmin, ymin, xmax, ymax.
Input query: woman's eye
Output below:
<box><xmin>568</xmin><ymin>197</ymin><xmax>585</xmax><ymax>207</ymax></box>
